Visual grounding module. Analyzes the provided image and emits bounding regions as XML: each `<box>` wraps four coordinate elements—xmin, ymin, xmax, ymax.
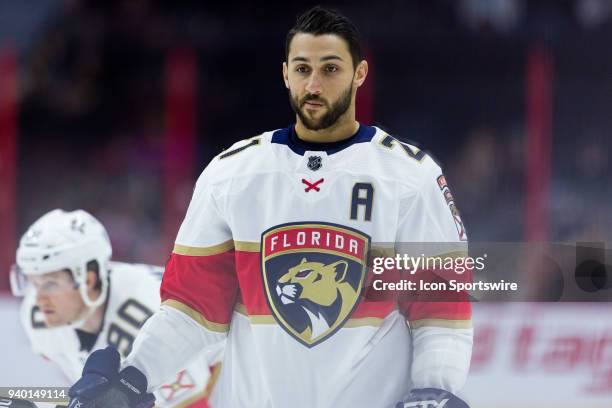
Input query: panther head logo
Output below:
<box><xmin>275</xmin><ymin>258</ymin><xmax>358</xmax><ymax>341</ymax></box>
<box><xmin>261</xmin><ymin>222</ymin><xmax>370</xmax><ymax>347</ymax></box>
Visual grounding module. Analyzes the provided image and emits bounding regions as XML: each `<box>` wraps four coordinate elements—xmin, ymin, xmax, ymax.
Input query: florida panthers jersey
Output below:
<box><xmin>20</xmin><ymin>261</ymin><xmax>215</xmax><ymax>407</ymax></box>
<box><xmin>127</xmin><ymin>124</ymin><xmax>473</xmax><ymax>408</ymax></box>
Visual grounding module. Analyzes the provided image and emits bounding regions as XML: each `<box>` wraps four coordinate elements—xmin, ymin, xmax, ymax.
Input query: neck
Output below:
<box><xmin>295</xmin><ymin>111</ymin><xmax>359</xmax><ymax>144</ymax></box>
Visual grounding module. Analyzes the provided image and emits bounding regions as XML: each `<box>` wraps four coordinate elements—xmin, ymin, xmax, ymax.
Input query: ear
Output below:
<box><xmin>354</xmin><ymin>60</ymin><xmax>368</xmax><ymax>89</ymax></box>
<box><xmin>332</xmin><ymin>261</ymin><xmax>349</xmax><ymax>283</ymax></box>
<box><xmin>300</xmin><ymin>257</ymin><xmax>307</xmax><ymax>264</ymax></box>
<box><xmin>282</xmin><ymin>62</ymin><xmax>289</xmax><ymax>89</ymax></box>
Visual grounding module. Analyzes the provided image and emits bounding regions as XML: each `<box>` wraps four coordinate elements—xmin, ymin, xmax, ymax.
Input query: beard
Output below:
<box><xmin>289</xmin><ymin>83</ymin><xmax>353</xmax><ymax>131</ymax></box>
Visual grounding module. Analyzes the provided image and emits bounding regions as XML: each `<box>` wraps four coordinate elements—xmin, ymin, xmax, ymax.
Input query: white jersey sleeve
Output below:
<box><xmin>396</xmin><ymin>157</ymin><xmax>473</xmax><ymax>394</ymax></box>
<box><xmin>125</xmin><ymin>159</ymin><xmax>237</xmax><ymax>390</ymax></box>
<box><xmin>108</xmin><ymin>262</ymin><xmax>219</xmax><ymax>406</ymax></box>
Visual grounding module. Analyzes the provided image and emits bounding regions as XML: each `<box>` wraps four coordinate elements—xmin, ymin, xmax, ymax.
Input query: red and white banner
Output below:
<box><xmin>465</xmin><ymin>303</ymin><xmax>612</xmax><ymax>407</ymax></box>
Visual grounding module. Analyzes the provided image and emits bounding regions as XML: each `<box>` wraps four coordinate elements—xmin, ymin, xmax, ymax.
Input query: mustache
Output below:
<box><xmin>300</xmin><ymin>94</ymin><xmax>327</xmax><ymax>107</ymax></box>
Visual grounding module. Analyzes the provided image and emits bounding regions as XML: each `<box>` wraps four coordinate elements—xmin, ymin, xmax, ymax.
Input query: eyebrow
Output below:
<box><xmin>291</xmin><ymin>55</ymin><xmax>344</xmax><ymax>63</ymax></box>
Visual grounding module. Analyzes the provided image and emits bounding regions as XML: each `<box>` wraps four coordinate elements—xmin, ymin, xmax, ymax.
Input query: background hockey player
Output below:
<box><xmin>11</xmin><ymin>209</ymin><xmax>218</xmax><ymax>407</ymax></box>
<box><xmin>67</xmin><ymin>6</ymin><xmax>473</xmax><ymax>408</ymax></box>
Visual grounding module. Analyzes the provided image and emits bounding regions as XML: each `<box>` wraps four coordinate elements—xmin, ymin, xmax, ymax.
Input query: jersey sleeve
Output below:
<box><xmin>396</xmin><ymin>160</ymin><xmax>471</xmax><ymax>325</ymax></box>
<box><xmin>396</xmin><ymin>160</ymin><xmax>473</xmax><ymax>393</ymax></box>
<box><xmin>125</xmin><ymin>163</ymin><xmax>238</xmax><ymax>389</ymax></box>
<box><xmin>160</xmin><ymin>164</ymin><xmax>239</xmax><ymax>334</ymax></box>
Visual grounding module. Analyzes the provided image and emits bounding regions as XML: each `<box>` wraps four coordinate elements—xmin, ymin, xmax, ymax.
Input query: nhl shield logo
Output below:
<box><xmin>307</xmin><ymin>155</ymin><xmax>322</xmax><ymax>171</ymax></box>
<box><xmin>261</xmin><ymin>222</ymin><xmax>370</xmax><ymax>347</ymax></box>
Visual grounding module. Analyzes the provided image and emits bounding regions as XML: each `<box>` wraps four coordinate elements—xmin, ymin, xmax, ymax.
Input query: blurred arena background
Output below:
<box><xmin>0</xmin><ymin>1</ymin><xmax>611</xmax><ymax>407</ymax></box>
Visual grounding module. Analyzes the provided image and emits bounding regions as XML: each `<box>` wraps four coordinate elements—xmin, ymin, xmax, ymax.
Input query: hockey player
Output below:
<box><xmin>11</xmin><ymin>209</ymin><xmax>217</xmax><ymax>407</ymax></box>
<box><xmin>68</xmin><ymin>6</ymin><xmax>473</xmax><ymax>408</ymax></box>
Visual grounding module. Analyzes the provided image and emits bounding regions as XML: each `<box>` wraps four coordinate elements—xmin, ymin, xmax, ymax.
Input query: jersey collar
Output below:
<box><xmin>271</xmin><ymin>123</ymin><xmax>376</xmax><ymax>155</ymax></box>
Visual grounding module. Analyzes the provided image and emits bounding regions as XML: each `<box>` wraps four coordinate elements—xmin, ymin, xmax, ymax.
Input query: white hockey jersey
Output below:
<box><xmin>20</xmin><ymin>261</ymin><xmax>216</xmax><ymax>407</ymax></box>
<box><xmin>130</xmin><ymin>124</ymin><xmax>473</xmax><ymax>408</ymax></box>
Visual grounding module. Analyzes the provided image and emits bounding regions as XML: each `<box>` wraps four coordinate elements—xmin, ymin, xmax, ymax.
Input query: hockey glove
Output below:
<box><xmin>68</xmin><ymin>346</ymin><xmax>155</xmax><ymax>408</ymax></box>
<box><xmin>395</xmin><ymin>388</ymin><xmax>469</xmax><ymax>408</ymax></box>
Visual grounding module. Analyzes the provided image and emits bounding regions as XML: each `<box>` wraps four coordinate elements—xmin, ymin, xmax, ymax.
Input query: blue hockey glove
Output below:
<box><xmin>68</xmin><ymin>346</ymin><xmax>155</xmax><ymax>408</ymax></box>
<box><xmin>395</xmin><ymin>388</ymin><xmax>469</xmax><ymax>408</ymax></box>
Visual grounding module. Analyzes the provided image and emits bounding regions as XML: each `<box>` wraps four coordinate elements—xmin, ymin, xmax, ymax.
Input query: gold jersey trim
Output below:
<box><xmin>234</xmin><ymin>241</ymin><xmax>260</xmax><ymax>252</ymax></box>
<box><xmin>234</xmin><ymin>303</ymin><xmax>384</xmax><ymax>328</ymax></box>
<box><xmin>173</xmin><ymin>240</ymin><xmax>234</xmax><ymax>256</ymax></box>
<box><xmin>203</xmin><ymin>362</ymin><xmax>222</xmax><ymax>398</ymax></box>
<box><xmin>344</xmin><ymin>317</ymin><xmax>384</xmax><ymax>328</ymax></box>
<box><xmin>409</xmin><ymin>318</ymin><xmax>473</xmax><ymax>330</ymax></box>
<box><xmin>163</xmin><ymin>299</ymin><xmax>229</xmax><ymax>333</ymax></box>
<box><xmin>234</xmin><ymin>303</ymin><xmax>248</xmax><ymax>315</ymax></box>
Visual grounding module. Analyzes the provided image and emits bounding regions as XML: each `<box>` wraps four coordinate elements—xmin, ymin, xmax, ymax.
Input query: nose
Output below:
<box><xmin>35</xmin><ymin>290</ymin><xmax>49</xmax><ymax>306</ymax></box>
<box><xmin>305</xmin><ymin>72</ymin><xmax>322</xmax><ymax>95</ymax></box>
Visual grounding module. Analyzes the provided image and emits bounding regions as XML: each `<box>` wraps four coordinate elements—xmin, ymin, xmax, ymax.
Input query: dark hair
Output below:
<box><xmin>86</xmin><ymin>260</ymin><xmax>102</xmax><ymax>291</ymax></box>
<box><xmin>64</xmin><ymin>260</ymin><xmax>102</xmax><ymax>291</ymax></box>
<box><xmin>285</xmin><ymin>6</ymin><xmax>362</xmax><ymax>69</ymax></box>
